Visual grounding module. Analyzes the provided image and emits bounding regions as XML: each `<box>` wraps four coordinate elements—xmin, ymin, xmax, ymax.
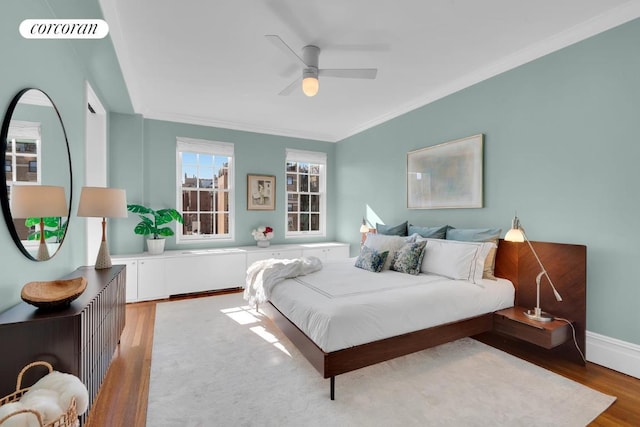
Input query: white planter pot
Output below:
<box><xmin>147</xmin><ymin>238</ymin><xmax>166</xmax><ymax>255</ymax></box>
<box><xmin>257</xmin><ymin>240</ymin><xmax>270</xmax><ymax>248</ymax></box>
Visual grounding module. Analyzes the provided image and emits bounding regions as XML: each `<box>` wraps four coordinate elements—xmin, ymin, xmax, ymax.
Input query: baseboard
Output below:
<box><xmin>586</xmin><ymin>331</ymin><xmax>640</xmax><ymax>379</ymax></box>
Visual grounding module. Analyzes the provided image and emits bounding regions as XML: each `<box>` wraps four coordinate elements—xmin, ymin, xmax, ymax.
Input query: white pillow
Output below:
<box><xmin>363</xmin><ymin>233</ymin><xmax>413</xmax><ymax>270</ymax></box>
<box><xmin>418</xmin><ymin>238</ymin><xmax>495</xmax><ymax>284</ymax></box>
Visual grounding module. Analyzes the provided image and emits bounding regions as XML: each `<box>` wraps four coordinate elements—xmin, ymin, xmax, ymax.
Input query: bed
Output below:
<box><xmin>250</xmin><ymin>234</ymin><xmax>587</xmax><ymax>399</ymax></box>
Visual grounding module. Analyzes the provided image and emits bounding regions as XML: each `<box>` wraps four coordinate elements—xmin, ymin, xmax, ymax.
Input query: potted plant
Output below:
<box><xmin>127</xmin><ymin>204</ymin><xmax>184</xmax><ymax>254</ymax></box>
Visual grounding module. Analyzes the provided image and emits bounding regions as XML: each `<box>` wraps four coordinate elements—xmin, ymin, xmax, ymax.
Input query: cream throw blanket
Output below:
<box><xmin>244</xmin><ymin>256</ymin><xmax>323</xmax><ymax>307</ymax></box>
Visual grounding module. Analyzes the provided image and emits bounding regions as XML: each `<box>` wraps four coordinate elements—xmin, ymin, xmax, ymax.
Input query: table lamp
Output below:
<box><xmin>78</xmin><ymin>187</ymin><xmax>127</xmax><ymax>269</ymax></box>
<box><xmin>11</xmin><ymin>185</ymin><xmax>68</xmax><ymax>261</ymax></box>
<box><xmin>505</xmin><ymin>214</ymin><xmax>562</xmax><ymax>322</ymax></box>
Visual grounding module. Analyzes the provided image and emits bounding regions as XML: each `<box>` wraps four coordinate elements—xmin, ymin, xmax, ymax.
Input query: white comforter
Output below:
<box><xmin>267</xmin><ymin>258</ymin><xmax>515</xmax><ymax>352</ymax></box>
<box><xmin>244</xmin><ymin>256</ymin><xmax>323</xmax><ymax>307</ymax></box>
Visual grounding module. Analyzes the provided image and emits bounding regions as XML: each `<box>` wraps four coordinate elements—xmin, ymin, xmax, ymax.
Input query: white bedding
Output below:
<box><xmin>268</xmin><ymin>258</ymin><xmax>514</xmax><ymax>353</ymax></box>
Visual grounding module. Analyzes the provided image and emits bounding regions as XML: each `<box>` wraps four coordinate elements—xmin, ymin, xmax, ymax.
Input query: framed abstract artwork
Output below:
<box><xmin>247</xmin><ymin>174</ymin><xmax>275</xmax><ymax>210</ymax></box>
<box><xmin>407</xmin><ymin>134</ymin><xmax>483</xmax><ymax>209</ymax></box>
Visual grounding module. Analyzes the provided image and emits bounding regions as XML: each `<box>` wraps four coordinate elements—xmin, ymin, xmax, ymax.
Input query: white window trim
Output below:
<box><xmin>285</xmin><ymin>148</ymin><xmax>327</xmax><ymax>238</ymax></box>
<box><xmin>176</xmin><ymin>137</ymin><xmax>235</xmax><ymax>244</ymax></box>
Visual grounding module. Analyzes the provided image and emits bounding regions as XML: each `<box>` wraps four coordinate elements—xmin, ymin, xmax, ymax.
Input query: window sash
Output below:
<box><xmin>285</xmin><ymin>149</ymin><xmax>326</xmax><ymax>237</ymax></box>
<box><xmin>176</xmin><ymin>137</ymin><xmax>234</xmax><ymax>242</ymax></box>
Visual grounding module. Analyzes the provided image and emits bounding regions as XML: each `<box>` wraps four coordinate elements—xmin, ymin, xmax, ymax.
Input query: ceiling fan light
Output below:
<box><xmin>302</xmin><ymin>76</ymin><xmax>319</xmax><ymax>97</ymax></box>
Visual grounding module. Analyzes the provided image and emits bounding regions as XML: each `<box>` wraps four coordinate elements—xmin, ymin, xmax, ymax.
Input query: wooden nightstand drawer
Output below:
<box><xmin>494</xmin><ymin>307</ymin><xmax>572</xmax><ymax>349</ymax></box>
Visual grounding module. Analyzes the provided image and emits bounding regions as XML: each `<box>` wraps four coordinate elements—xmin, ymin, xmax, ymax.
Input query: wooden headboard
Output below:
<box><xmin>494</xmin><ymin>239</ymin><xmax>587</xmax><ymax>361</ymax></box>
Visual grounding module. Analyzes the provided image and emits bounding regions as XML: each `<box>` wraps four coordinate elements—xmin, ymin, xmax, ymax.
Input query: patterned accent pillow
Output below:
<box><xmin>391</xmin><ymin>240</ymin><xmax>427</xmax><ymax>275</ymax></box>
<box><xmin>355</xmin><ymin>246</ymin><xmax>389</xmax><ymax>273</ymax></box>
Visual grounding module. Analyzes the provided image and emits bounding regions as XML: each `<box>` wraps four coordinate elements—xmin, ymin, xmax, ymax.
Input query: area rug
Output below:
<box><xmin>147</xmin><ymin>293</ymin><xmax>615</xmax><ymax>426</ymax></box>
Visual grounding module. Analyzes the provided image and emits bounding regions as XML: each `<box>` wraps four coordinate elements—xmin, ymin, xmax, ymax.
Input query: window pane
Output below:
<box><xmin>217</xmin><ymin>191</ymin><xmax>229</xmax><ymax>211</ymax></box>
<box><xmin>182</xmin><ymin>190</ymin><xmax>198</xmax><ymax>212</ymax></box>
<box><xmin>15</xmin><ymin>140</ymin><xmax>37</xmax><ymax>154</ymax></box>
<box><xmin>199</xmin><ymin>154</ymin><xmax>214</xmax><ymax>166</ymax></box>
<box><xmin>310</xmin><ymin>164</ymin><xmax>320</xmax><ymax>174</ymax></box>
<box><xmin>299</xmin><ymin>174</ymin><xmax>308</xmax><ymax>192</ymax></box>
<box><xmin>200</xmin><ymin>213</ymin><xmax>214</xmax><ymax>234</ymax></box>
<box><xmin>311</xmin><ymin>214</ymin><xmax>320</xmax><ymax>231</ymax></box>
<box><xmin>182</xmin><ymin>152</ymin><xmax>198</xmax><ymax>165</ymax></box>
<box><xmin>299</xmin><ymin>162</ymin><xmax>309</xmax><ymax>173</ymax></box>
<box><xmin>288</xmin><ymin>213</ymin><xmax>298</xmax><ymax>231</ymax></box>
<box><xmin>182</xmin><ymin>213</ymin><xmax>199</xmax><ymax>235</ymax></box>
<box><xmin>286</xmin><ymin>162</ymin><xmax>297</xmax><ymax>172</ymax></box>
<box><xmin>310</xmin><ymin>175</ymin><xmax>319</xmax><ymax>192</ymax></box>
<box><xmin>300</xmin><ymin>214</ymin><xmax>310</xmax><ymax>231</ymax></box>
<box><xmin>310</xmin><ymin>195</ymin><xmax>319</xmax><ymax>212</ymax></box>
<box><xmin>198</xmin><ymin>190</ymin><xmax>214</xmax><ymax>211</ymax></box>
<box><xmin>287</xmin><ymin>174</ymin><xmax>296</xmax><ymax>192</ymax></box>
<box><xmin>216</xmin><ymin>167</ymin><xmax>230</xmax><ymax>190</ymax></box>
<box><xmin>287</xmin><ymin>194</ymin><xmax>298</xmax><ymax>212</ymax></box>
<box><xmin>300</xmin><ymin>194</ymin><xmax>310</xmax><ymax>212</ymax></box>
<box><xmin>15</xmin><ymin>157</ymin><xmax>37</xmax><ymax>182</ymax></box>
<box><xmin>215</xmin><ymin>212</ymin><xmax>229</xmax><ymax>234</ymax></box>
<box><xmin>182</xmin><ymin>166</ymin><xmax>198</xmax><ymax>187</ymax></box>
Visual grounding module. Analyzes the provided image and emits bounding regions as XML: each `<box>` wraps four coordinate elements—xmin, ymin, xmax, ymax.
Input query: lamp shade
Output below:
<box><xmin>504</xmin><ymin>227</ymin><xmax>525</xmax><ymax>242</ymax></box>
<box><xmin>11</xmin><ymin>185</ymin><xmax>67</xmax><ymax>218</ymax></box>
<box><xmin>77</xmin><ymin>187</ymin><xmax>127</xmax><ymax>218</ymax></box>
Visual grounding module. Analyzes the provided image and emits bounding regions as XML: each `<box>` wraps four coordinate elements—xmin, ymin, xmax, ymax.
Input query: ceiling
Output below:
<box><xmin>99</xmin><ymin>0</ymin><xmax>640</xmax><ymax>142</ymax></box>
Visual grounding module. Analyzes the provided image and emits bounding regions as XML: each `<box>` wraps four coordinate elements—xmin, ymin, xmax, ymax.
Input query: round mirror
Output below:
<box><xmin>1</xmin><ymin>88</ymin><xmax>72</xmax><ymax>261</ymax></box>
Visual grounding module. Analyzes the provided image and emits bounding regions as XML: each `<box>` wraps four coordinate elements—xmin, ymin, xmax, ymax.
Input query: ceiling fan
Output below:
<box><xmin>265</xmin><ymin>35</ymin><xmax>378</xmax><ymax>97</ymax></box>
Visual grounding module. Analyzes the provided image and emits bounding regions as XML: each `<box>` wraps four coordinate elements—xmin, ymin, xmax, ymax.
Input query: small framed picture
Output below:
<box><xmin>247</xmin><ymin>174</ymin><xmax>275</xmax><ymax>210</ymax></box>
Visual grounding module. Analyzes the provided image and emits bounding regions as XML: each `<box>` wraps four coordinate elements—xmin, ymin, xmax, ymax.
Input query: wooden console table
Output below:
<box><xmin>0</xmin><ymin>265</ymin><xmax>126</xmax><ymax>424</ymax></box>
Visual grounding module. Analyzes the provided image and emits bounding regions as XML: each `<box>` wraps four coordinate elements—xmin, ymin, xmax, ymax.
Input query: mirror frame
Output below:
<box><xmin>0</xmin><ymin>88</ymin><xmax>73</xmax><ymax>261</ymax></box>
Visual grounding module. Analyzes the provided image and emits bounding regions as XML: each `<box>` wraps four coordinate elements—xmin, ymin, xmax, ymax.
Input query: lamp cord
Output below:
<box><xmin>555</xmin><ymin>317</ymin><xmax>586</xmax><ymax>364</ymax></box>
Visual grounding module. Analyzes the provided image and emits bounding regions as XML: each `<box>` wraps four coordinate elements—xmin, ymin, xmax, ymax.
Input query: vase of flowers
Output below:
<box><xmin>252</xmin><ymin>226</ymin><xmax>274</xmax><ymax>247</ymax></box>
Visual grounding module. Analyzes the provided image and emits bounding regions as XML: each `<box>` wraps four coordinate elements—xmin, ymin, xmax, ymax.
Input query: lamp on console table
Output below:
<box><xmin>78</xmin><ymin>187</ymin><xmax>127</xmax><ymax>269</ymax></box>
<box><xmin>505</xmin><ymin>214</ymin><xmax>563</xmax><ymax>322</ymax></box>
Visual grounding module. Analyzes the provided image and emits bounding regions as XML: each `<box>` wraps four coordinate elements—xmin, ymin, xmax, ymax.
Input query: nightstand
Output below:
<box><xmin>493</xmin><ymin>306</ymin><xmax>572</xmax><ymax>349</ymax></box>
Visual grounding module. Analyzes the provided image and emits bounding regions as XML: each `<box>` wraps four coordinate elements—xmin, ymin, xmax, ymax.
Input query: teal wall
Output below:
<box><xmin>0</xmin><ymin>0</ymin><xmax>131</xmax><ymax>312</ymax></box>
<box><xmin>335</xmin><ymin>19</ymin><xmax>640</xmax><ymax>345</ymax></box>
<box><xmin>109</xmin><ymin>118</ymin><xmax>336</xmax><ymax>255</ymax></box>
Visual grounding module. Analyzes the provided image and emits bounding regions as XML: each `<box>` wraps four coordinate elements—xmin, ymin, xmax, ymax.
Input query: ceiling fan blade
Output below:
<box><xmin>319</xmin><ymin>68</ymin><xmax>378</xmax><ymax>79</ymax></box>
<box><xmin>278</xmin><ymin>76</ymin><xmax>302</xmax><ymax>96</ymax></box>
<box><xmin>265</xmin><ymin>35</ymin><xmax>307</xmax><ymax>66</ymax></box>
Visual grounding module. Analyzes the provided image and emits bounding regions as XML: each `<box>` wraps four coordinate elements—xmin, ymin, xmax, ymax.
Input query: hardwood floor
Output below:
<box><xmin>86</xmin><ymin>294</ymin><xmax>640</xmax><ymax>426</ymax></box>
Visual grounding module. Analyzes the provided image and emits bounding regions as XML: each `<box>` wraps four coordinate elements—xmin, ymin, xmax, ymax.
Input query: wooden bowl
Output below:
<box><xmin>21</xmin><ymin>276</ymin><xmax>87</xmax><ymax>310</ymax></box>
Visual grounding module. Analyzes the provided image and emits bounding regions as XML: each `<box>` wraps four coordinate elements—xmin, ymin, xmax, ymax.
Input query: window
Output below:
<box><xmin>285</xmin><ymin>149</ymin><xmax>326</xmax><ymax>237</ymax></box>
<box><xmin>176</xmin><ymin>138</ymin><xmax>234</xmax><ymax>242</ymax></box>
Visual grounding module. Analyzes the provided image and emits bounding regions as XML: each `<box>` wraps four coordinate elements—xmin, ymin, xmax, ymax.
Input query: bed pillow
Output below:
<box><xmin>391</xmin><ymin>240</ymin><xmax>427</xmax><ymax>275</ymax></box>
<box><xmin>376</xmin><ymin>221</ymin><xmax>408</xmax><ymax>236</ymax></box>
<box><xmin>363</xmin><ymin>233</ymin><xmax>411</xmax><ymax>270</ymax></box>
<box><xmin>418</xmin><ymin>238</ymin><xmax>495</xmax><ymax>284</ymax></box>
<box><xmin>446</xmin><ymin>228</ymin><xmax>501</xmax><ymax>280</ymax></box>
<box><xmin>408</xmin><ymin>224</ymin><xmax>449</xmax><ymax>239</ymax></box>
<box><xmin>354</xmin><ymin>246</ymin><xmax>389</xmax><ymax>273</ymax></box>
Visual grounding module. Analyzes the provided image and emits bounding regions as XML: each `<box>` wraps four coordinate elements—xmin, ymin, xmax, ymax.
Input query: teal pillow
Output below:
<box><xmin>446</xmin><ymin>228</ymin><xmax>501</xmax><ymax>242</ymax></box>
<box><xmin>376</xmin><ymin>221</ymin><xmax>408</xmax><ymax>236</ymax></box>
<box><xmin>391</xmin><ymin>240</ymin><xmax>427</xmax><ymax>275</ymax></box>
<box><xmin>355</xmin><ymin>246</ymin><xmax>389</xmax><ymax>273</ymax></box>
<box><xmin>408</xmin><ymin>224</ymin><xmax>449</xmax><ymax>239</ymax></box>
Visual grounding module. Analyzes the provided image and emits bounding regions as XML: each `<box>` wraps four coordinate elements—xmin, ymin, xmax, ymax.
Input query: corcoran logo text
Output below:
<box><xmin>20</xmin><ymin>19</ymin><xmax>109</xmax><ymax>39</ymax></box>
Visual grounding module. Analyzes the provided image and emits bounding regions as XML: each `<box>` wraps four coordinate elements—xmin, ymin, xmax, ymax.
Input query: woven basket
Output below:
<box><xmin>0</xmin><ymin>361</ymin><xmax>79</xmax><ymax>427</ymax></box>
